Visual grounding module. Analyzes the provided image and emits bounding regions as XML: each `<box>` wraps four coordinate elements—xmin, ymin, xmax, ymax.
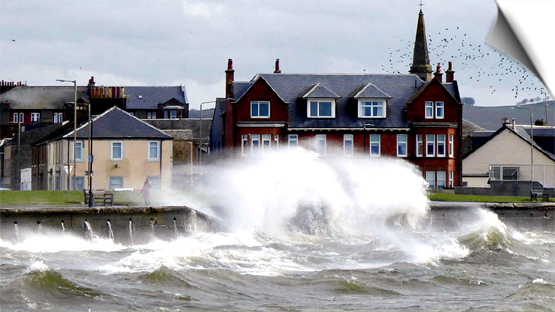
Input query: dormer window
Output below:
<box><xmin>251</xmin><ymin>101</ymin><xmax>270</xmax><ymax>118</ymax></box>
<box><xmin>308</xmin><ymin>99</ymin><xmax>335</xmax><ymax>118</ymax></box>
<box><xmin>358</xmin><ymin>99</ymin><xmax>386</xmax><ymax>118</ymax></box>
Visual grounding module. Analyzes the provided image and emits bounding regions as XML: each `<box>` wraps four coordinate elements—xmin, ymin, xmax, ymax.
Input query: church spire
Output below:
<box><xmin>410</xmin><ymin>7</ymin><xmax>432</xmax><ymax>81</ymax></box>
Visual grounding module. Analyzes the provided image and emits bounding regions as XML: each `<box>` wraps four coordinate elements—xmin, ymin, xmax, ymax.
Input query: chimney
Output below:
<box><xmin>225</xmin><ymin>59</ymin><xmax>235</xmax><ymax>99</ymax></box>
<box><xmin>512</xmin><ymin>118</ymin><xmax>516</xmax><ymax>129</ymax></box>
<box><xmin>445</xmin><ymin>61</ymin><xmax>455</xmax><ymax>83</ymax></box>
<box><xmin>274</xmin><ymin>59</ymin><xmax>281</xmax><ymax>74</ymax></box>
<box><xmin>502</xmin><ymin>118</ymin><xmax>510</xmax><ymax>126</ymax></box>
<box><xmin>433</xmin><ymin>63</ymin><xmax>443</xmax><ymax>83</ymax></box>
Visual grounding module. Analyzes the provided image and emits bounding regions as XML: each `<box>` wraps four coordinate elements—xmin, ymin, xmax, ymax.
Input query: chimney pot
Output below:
<box><xmin>433</xmin><ymin>63</ymin><xmax>443</xmax><ymax>83</ymax></box>
<box><xmin>225</xmin><ymin>59</ymin><xmax>235</xmax><ymax>99</ymax></box>
<box><xmin>274</xmin><ymin>59</ymin><xmax>281</xmax><ymax>74</ymax></box>
<box><xmin>446</xmin><ymin>61</ymin><xmax>455</xmax><ymax>83</ymax></box>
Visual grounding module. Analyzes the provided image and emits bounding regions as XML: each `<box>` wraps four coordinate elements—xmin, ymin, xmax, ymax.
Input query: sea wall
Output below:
<box><xmin>0</xmin><ymin>206</ymin><xmax>221</xmax><ymax>245</ymax></box>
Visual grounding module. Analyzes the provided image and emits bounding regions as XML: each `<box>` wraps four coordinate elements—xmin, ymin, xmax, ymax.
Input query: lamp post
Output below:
<box><xmin>87</xmin><ymin>101</ymin><xmax>94</xmax><ymax>207</ymax></box>
<box><xmin>514</xmin><ymin>105</ymin><xmax>534</xmax><ymax>188</ymax></box>
<box><xmin>199</xmin><ymin>101</ymin><xmax>216</xmax><ymax>170</ymax></box>
<box><xmin>57</xmin><ymin>79</ymin><xmax>77</xmax><ymax>191</ymax></box>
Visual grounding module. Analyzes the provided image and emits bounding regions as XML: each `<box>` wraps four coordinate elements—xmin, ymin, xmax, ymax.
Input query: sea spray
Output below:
<box><xmin>199</xmin><ymin>149</ymin><xmax>429</xmax><ymax>238</ymax></box>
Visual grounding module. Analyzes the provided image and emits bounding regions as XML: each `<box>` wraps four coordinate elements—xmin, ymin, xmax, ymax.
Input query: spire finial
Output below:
<box><xmin>419</xmin><ymin>0</ymin><xmax>424</xmax><ymax>12</ymax></box>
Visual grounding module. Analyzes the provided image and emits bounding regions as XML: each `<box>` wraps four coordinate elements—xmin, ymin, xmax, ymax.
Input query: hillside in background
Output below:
<box><xmin>463</xmin><ymin>101</ymin><xmax>554</xmax><ymax>130</ymax></box>
<box><xmin>188</xmin><ymin>108</ymin><xmax>215</xmax><ymax>119</ymax></box>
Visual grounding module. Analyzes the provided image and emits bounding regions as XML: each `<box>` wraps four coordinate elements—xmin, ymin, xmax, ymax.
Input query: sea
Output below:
<box><xmin>1</xmin><ymin>151</ymin><xmax>554</xmax><ymax>311</ymax></box>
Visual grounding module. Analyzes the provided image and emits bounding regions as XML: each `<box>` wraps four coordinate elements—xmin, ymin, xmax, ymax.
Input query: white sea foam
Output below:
<box><xmin>1</xmin><ymin>234</ymin><xmax>126</xmax><ymax>253</ymax></box>
<box><xmin>26</xmin><ymin>260</ymin><xmax>49</xmax><ymax>273</ymax></box>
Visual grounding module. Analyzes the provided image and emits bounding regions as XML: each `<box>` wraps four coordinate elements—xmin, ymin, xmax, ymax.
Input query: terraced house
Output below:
<box><xmin>210</xmin><ymin>9</ymin><xmax>463</xmax><ymax>188</ymax></box>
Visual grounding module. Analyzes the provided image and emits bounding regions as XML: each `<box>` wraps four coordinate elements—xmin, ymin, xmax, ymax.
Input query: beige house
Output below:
<box><xmin>32</xmin><ymin>107</ymin><xmax>173</xmax><ymax>190</ymax></box>
<box><xmin>463</xmin><ymin>121</ymin><xmax>555</xmax><ymax>189</ymax></box>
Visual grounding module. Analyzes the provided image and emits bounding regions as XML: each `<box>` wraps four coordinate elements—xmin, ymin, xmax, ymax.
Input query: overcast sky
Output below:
<box><xmin>0</xmin><ymin>0</ymin><xmax>551</xmax><ymax>109</ymax></box>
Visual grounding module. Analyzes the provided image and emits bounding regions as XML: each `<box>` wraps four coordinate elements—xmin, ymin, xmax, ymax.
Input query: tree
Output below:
<box><xmin>461</xmin><ymin>97</ymin><xmax>475</xmax><ymax>106</ymax></box>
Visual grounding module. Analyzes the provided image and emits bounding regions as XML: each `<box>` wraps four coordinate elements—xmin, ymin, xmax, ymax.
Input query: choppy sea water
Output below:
<box><xmin>1</xmin><ymin>208</ymin><xmax>553</xmax><ymax>311</ymax></box>
<box><xmin>1</xmin><ymin>152</ymin><xmax>554</xmax><ymax>311</ymax></box>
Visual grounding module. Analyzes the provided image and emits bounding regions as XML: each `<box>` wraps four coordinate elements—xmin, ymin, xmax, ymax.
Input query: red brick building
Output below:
<box><xmin>210</xmin><ymin>9</ymin><xmax>463</xmax><ymax>188</ymax></box>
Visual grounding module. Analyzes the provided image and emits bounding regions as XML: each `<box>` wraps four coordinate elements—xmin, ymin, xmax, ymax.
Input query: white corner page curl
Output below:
<box><xmin>486</xmin><ymin>2</ymin><xmax>545</xmax><ymax>85</ymax></box>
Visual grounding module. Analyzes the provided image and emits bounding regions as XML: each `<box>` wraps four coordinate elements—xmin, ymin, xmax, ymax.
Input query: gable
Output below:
<box><xmin>67</xmin><ymin>107</ymin><xmax>172</xmax><ymax>140</ymax></box>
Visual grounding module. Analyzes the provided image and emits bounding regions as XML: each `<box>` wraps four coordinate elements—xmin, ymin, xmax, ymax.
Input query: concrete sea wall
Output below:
<box><xmin>0</xmin><ymin>206</ymin><xmax>221</xmax><ymax>245</ymax></box>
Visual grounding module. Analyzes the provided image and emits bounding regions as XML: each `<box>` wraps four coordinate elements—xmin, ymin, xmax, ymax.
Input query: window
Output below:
<box><xmin>449</xmin><ymin>134</ymin><xmax>454</xmax><ymax>157</ymax></box>
<box><xmin>273</xmin><ymin>135</ymin><xmax>279</xmax><ymax>151</ymax></box>
<box><xmin>370</xmin><ymin>134</ymin><xmax>380</xmax><ymax>157</ymax></box>
<box><xmin>13</xmin><ymin>113</ymin><xmax>18</xmax><ymax>123</ymax></box>
<box><xmin>251</xmin><ymin>134</ymin><xmax>260</xmax><ymax>155</ymax></box>
<box><xmin>54</xmin><ymin>112</ymin><xmax>63</xmax><ymax>123</ymax></box>
<box><xmin>152</xmin><ymin>112</ymin><xmax>156</xmax><ymax>119</ymax></box>
<box><xmin>109</xmin><ymin>177</ymin><xmax>124</xmax><ymax>190</ymax></box>
<box><xmin>397</xmin><ymin>134</ymin><xmax>407</xmax><ymax>157</ymax></box>
<box><xmin>308</xmin><ymin>100</ymin><xmax>335</xmax><ymax>118</ymax></box>
<box><xmin>344</xmin><ymin>134</ymin><xmax>354</xmax><ymax>156</ymax></box>
<box><xmin>251</xmin><ymin>101</ymin><xmax>270</xmax><ymax>118</ymax></box>
<box><xmin>426</xmin><ymin>134</ymin><xmax>435</xmax><ymax>157</ymax></box>
<box><xmin>31</xmin><ymin>113</ymin><xmax>40</xmax><ymax>122</ymax></box>
<box><xmin>436</xmin><ymin>102</ymin><xmax>444</xmax><ymax>119</ymax></box>
<box><xmin>148</xmin><ymin>141</ymin><xmax>159</xmax><ymax>160</ymax></box>
<box><xmin>425</xmin><ymin>101</ymin><xmax>434</xmax><ymax>119</ymax></box>
<box><xmin>164</xmin><ymin>111</ymin><xmax>169</xmax><ymax>119</ymax></box>
<box><xmin>426</xmin><ymin>171</ymin><xmax>435</xmax><ymax>189</ymax></box>
<box><xmin>437</xmin><ymin>135</ymin><xmax>446</xmax><ymax>157</ymax></box>
<box><xmin>489</xmin><ymin>166</ymin><xmax>519</xmax><ymax>181</ymax></box>
<box><xmin>241</xmin><ymin>135</ymin><xmax>248</xmax><ymax>156</ymax></box>
<box><xmin>416</xmin><ymin>134</ymin><xmax>423</xmax><ymax>157</ymax></box>
<box><xmin>20</xmin><ymin>113</ymin><xmax>24</xmax><ymax>123</ymax></box>
<box><xmin>437</xmin><ymin>171</ymin><xmax>446</xmax><ymax>189</ymax></box>
<box><xmin>75</xmin><ymin>141</ymin><xmax>84</xmax><ymax>161</ymax></box>
<box><xmin>359</xmin><ymin>100</ymin><xmax>386</xmax><ymax>118</ymax></box>
<box><xmin>262</xmin><ymin>134</ymin><xmax>271</xmax><ymax>152</ymax></box>
<box><xmin>111</xmin><ymin>142</ymin><xmax>123</xmax><ymax>160</ymax></box>
<box><xmin>147</xmin><ymin>112</ymin><xmax>156</xmax><ymax>119</ymax></box>
<box><xmin>288</xmin><ymin>134</ymin><xmax>298</xmax><ymax>148</ymax></box>
<box><xmin>170</xmin><ymin>111</ymin><xmax>177</xmax><ymax>119</ymax></box>
<box><xmin>315</xmin><ymin>134</ymin><xmax>326</xmax><ymax>155</ymax></box>
<box><xmin>74</xmin><ymin>176</ymin><xmax>84</xmax><ymax>190</ymax></box>
<box><xmin>449</xmin><ymin>171</ymin><xmax>454</xmax><ymax>188</ymax></box>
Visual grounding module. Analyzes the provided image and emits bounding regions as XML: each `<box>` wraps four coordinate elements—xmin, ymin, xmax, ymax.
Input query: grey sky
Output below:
<box><xmin>0</xmin><ymin>0</ymin><xmax>549</xmax><ymax>109</ymax></box>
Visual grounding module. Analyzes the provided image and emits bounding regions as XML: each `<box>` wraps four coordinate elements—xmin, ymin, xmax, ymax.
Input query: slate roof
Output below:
<box><xmin>234</xmin><ymin>73</ymin><xmax>425</xmax><ymax>129</ymax></box>
<box><xmin>0</xmin><ymin>86</ymin><xmax>89</xmax><ymax>109</ymax></box>
<box><xmin>351</xmin><ymin>83</ymin><xmax>392</xmax><ymax>99</ymax></box>
<box><xmin>124</xmin><ymin>86</ymin><xmax>188</xmax><ymax>110</ymax></box>
<box><xmin>66</xmin><ymin>106</ymin><xmax>172</xmax><ymax>140</ymax></box>
<box><xmin>300</xmin><ymin>83</ymin><xmax>341</xmax><ymax>99</ymax></box>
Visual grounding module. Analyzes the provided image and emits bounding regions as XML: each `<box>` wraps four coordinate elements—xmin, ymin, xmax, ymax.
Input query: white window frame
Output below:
<box><xmin>358</xmin><ymin>99</ymin><xmax>386</xmax><ymax>118</ymax></box>
<box><xmin>370</xmin><ymin>134</ymin><xmax>380</xmax><ymax>157</ymax></box>
<box><xmin>31</xmin><ymin>112</ymin><xmax>40</xmax><ymax>122</ymax></box>
<box><xmin>148</xmin><ymin>141</ymin><xmax>160</xmax><ymax>161</ymax></box>
<box><xmin>54</xmin><ymin>112</ymin><xmax>62</xmax><ymax>123</ymax></box>
<box><xmin>308</xmin><ymin>99</ymin><xmax>335</xmax><ymax>118</ymax></box>
<box><xmin>241</xmin><ymin>135</ymin><xmax>248</xmax><ymax>156</ymax></box>
<box><xmin>397</xmin><ymin>134</ymin><xmax>407</xmax><ymax>157</ymax></box>
<box><xmin>449</xmin><ymin>134</ymin><xmax>454</xmax><ymax>158</ymax></box>
<box><xmin>111</xmin><ymin>141</ymin><xmax>123</xmax><ymax>160</ymax></box>
<box><xmin>449</xmin><ymin>171</ymin><xmax>454</xmax><ymax>188</ymax></box>
<box><xmin>416</xmin><ymin>134</ymin><xmax>423</xmax><ymax>157</ymax></box>
<box><xmin>19</xmin><ymin>113</ymin><xmax>24</xmax><ymax>123</ymax></box>
<box><xmin>13</xmin><ymin>113</ymin><xmax>18</xmax><ymax>123</ymax></box>
<box><xmin>109</xmin><ymin>176</ymin><xmax>124</xmax><ymax>190</ymax></box>
<box><xmin>251</xmin><ymin>101</ymin><xmax>270</xmax><ymax>118</ymax></box>
<box><xmin>164</xmin><ymin>111</ymin><xmax>169</xmax><ymax>119</ymax></box>
<box><xmin>315</xmin><ymin>134</ymin><xmax>326</xmax><ymax>155</ymax></box>
<box><xmin>152</xmin><ymin>112</ymin><xmax>156</xmax><ymax>119</ymax></box>
<box><xmin>262</xmin><ymin>134</ymin><xmax>271</xmax><ymax>152</ymax></box>
<box><xmin>74</xmin><ymin>141</ymin><xmax>84</xmax><ymax>162</ymax></box>
<box><xmin>344</xmin><ymin>134</ymin><xmax>354</xmax><ymax>156</ymax></box>
<box><xmin>426</xmin><ymin>134</ymin><xmax>435</xmax><ymax>157</ymax></box>
<box><xmin>436</xmin><ymin>101</ymin><xmax>444</xmax><ymax>119</ymax></box>
<box><xmin>425</xmin><ymin>101</ymin><xmax>434</xmax><ymax>119</ymax></box>
<box><xmin>288</xmin><ymin>134</ymin><xmax>298</xmax><ymax>149</ymax></box>
<box><xmin>251</xmin><ymin>134</ymin><xmax>260</xmax><ymax>155</ymax></box>
<box><xmin>426</xmin><ymin>171</ymin><xmax>436</xmax><ymax>189</ymax></box>
<box><xmin>437</xmin><ymin>134</ymin><xmax>446</xmax><ymax>157</ymax></box>
<box><xmin>273</xmin><ymin>135</ymin><xmax>279</xmax><ymax>151</ymax></box>
<box><xmin>437</xmin><ymin>171</ymin><xmax>446</xmax><ymax>189</ymax></box>
<box><xmin>170</xmin><ymin>111</ymin><xmax>177</xmax><ymax>119</ymax></box>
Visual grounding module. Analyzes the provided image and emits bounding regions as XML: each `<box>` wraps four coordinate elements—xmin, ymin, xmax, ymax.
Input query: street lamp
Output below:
<box><xmin>513</xmin><ymin>105</ymin><xmax>534</xmax><ymax>188</ymax></box>
<box><xmin>199</xmin><ymin>101</ymin><xmax>216</xmax><ymax>169</ymax></box>
<box><xmin>86</xmin><ymin>101</ymin><xmax>94</xmax><ymax>207</ymax></box>
<box><xmin>57</xmin><ymin>79</ymin><xmax>77</xmax><ymax>191</ymax></box>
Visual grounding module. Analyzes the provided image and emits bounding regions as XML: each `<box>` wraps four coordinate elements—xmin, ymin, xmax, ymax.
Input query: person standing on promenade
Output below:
<box><xmin>141</xmin><ymin>178</ymin><xmax>152</xmax><ymax>206</ymax></box>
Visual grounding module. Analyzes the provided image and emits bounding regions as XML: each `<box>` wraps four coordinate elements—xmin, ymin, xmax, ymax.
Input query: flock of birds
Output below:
<box><xmin>381</xmin><ymin>25</ymin><xmax>550</xmax><ymax>103</ymax></box>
